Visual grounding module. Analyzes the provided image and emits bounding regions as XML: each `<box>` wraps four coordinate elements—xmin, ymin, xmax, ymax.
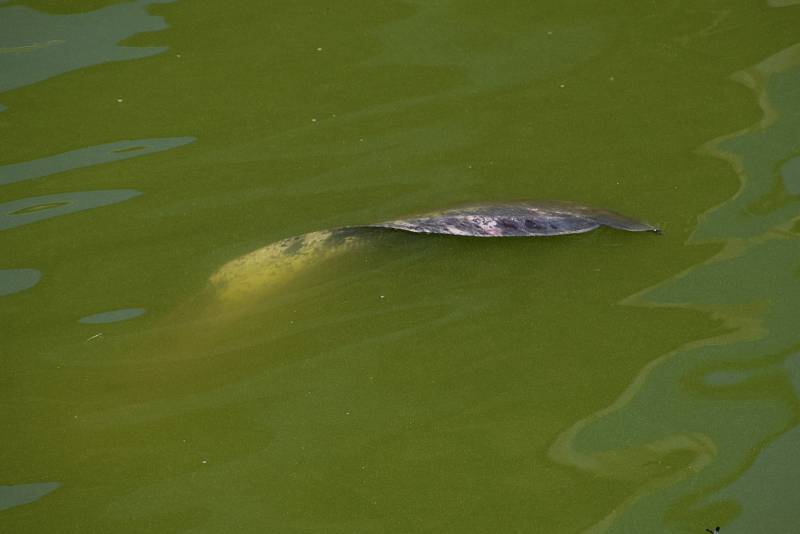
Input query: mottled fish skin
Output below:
<box><xmin>209</xmin><ymin>228</ymin><xmax>366</xmax><ymax>304</ymax></box>
<box><xmin>204</xmin><ymin>201</ymin><xmax>657</xmax><ymax>302</ymax></box>
<box><xmin>365</xmin><ymin>201</ymin><xmax>659</xmax><ymax>237</ymax></box>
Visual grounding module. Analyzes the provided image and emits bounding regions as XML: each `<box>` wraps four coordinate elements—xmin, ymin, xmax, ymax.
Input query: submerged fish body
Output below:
<box><xmin>207</xmin><ymin>201</ymin><xmax>658</xmax><ymax>305</ymax></box>
<box><xmin>368</xmin><ymin>201</ymin><xmax>659</xmax><ymax>237</ymax></box>
<box><xmin>209</xmin><ymin>228</ymin><xmax>366</xmax><ymax>305</ymax></box>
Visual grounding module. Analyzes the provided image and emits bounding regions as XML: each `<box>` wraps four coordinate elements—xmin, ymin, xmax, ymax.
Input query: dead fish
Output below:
<box><xmin>208</xmin><ymin>201</ymin><xmax>658</xmax><ymax>306</ymax></box>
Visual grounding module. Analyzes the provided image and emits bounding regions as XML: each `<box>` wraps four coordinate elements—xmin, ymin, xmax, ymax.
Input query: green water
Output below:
<box><xmin>2</xmin><ymin>1</ymin><xmax>800</xmax><ymax>532</ymax></box>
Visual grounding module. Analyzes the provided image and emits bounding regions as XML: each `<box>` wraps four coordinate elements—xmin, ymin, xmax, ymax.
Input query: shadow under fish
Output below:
<box><xmin>209</xmin><ymin>201</ymin><xmax>660</xmax><ymax>306</ymax></box>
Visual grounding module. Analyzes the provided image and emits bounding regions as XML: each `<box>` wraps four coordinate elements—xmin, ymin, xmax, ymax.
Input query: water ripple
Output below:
<box><xmin>0</xmin><ymin>137</ymin><xmax>195</xmax><ymax>186</ymax></box>
<box><xmin>0</xmin><ymin>190</ymin><xmax>142</xmax><ymax>230</ymax></box>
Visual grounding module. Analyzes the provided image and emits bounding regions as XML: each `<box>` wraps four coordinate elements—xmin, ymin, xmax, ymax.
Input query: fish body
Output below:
<box><xmin>207</xmin><ymin>201</ymin><xmax>659</xmax><ymax>305</ymax></box>
<box><xmin>209</xmin><ymin>228</ymin><xmax>364</xmax><ymax>304</ymax></box>
<box><xmin>366</xmin><ymin>201</ymin><xmax>659</xmax><ymax>237</ymax></box>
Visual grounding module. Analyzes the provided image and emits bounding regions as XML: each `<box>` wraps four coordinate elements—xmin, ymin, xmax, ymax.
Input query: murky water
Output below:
<box><xmin>2</xmin><ymin>1</ymin><xmax>799</xmax><ymax>532</ymax></box>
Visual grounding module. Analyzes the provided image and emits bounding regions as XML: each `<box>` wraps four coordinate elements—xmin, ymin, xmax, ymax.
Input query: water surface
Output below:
<box><xmin>2</xmin><ymin>1</ymin><xmax>799</xmax><ymax>532</ymax></box>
